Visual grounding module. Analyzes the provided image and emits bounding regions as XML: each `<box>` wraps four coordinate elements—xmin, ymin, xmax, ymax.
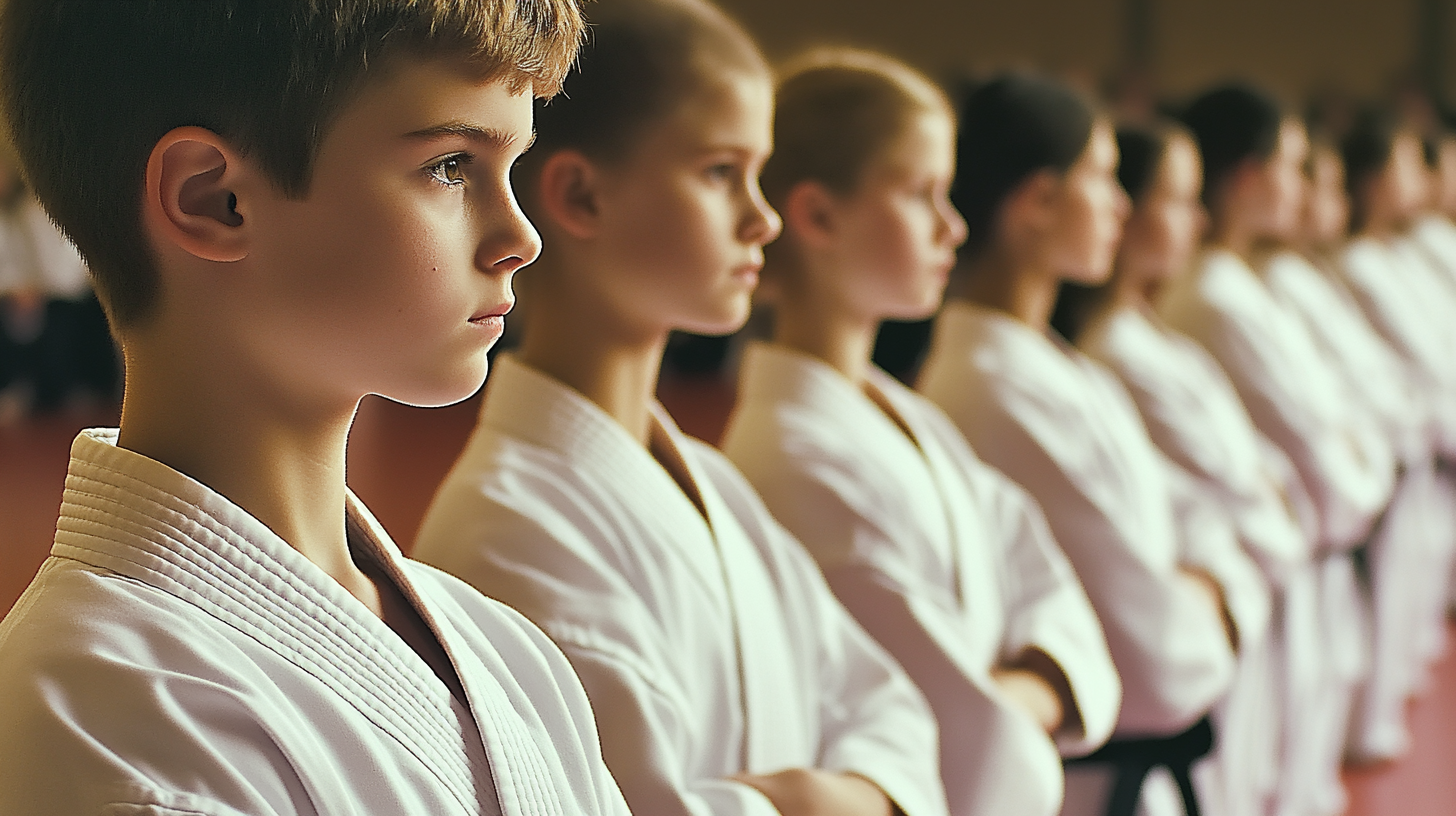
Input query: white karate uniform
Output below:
<box><xmin>1159</xmin><ymin>247</ymin><xmax>1397</xmax><ymax>816</ymax></box>
<box><xmin>0</xmin><ymin>429</ymin><xmax>631</xmax><ymax>816</ymax></box>
<box><xmin>1327</xmin><ymin>240</ymin><xmax>1456</xmax><ymax>745</ymax></box>
<box><xmin>414</xmin><ymin>354</ymin><xmax>948</xmax><ymax>816</ymax></box>
<box><xmin>918</xmin><ymin>302</ymin><xmax>1256</xmax><ymax>816</ymax></box>
<box><xmin>720</xmin><ymin>341</ymin><xmax>1121</xmax><ymax>816</ymax></box>
<box><xmin>1080</xmin><ymin>305</ymin><xmax>1312</xmax><ymax>816</ymax></box>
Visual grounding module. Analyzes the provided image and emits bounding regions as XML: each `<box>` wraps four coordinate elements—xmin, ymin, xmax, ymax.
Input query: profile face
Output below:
<box><xmin>1048</xmin><ymin>120</ymin><xmax>1131</xmax><ymax>285</ymax></box>
<box><xmin>238</xmin><ymin>60</ymin><xmax>540</xmax><ymax>410</ymax></box>
<box><xmin>1303</xmin><ymin>148</ymin><xmax>1349</xmax><ymax>245</ymax></box>
<box><xmin>1118</xmin><ymin>134</ymin><xmax>1205</xmax><ymax>287</ymax></box>
<box><xmin>1256</xmin><ymin>119</ymin><xmax>1309</xmax><ymax>241</ymax></box>
<box><xmin>1383</xmin><ymin>131</ymin><xmax>1429</xmax><ymax>223</ymax></box>
<box><xmin>589</xmin><ymin>69</ymin><xmax>782</xmax><ymax>338</ymax></box>
<box><xmin>829</xmin><ymin>111</ymin><xmax>967</xmax><ymax>322</ymax></box>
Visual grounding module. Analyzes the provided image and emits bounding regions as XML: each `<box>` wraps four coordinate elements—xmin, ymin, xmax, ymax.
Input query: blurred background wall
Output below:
<box><xmin>716</xmin><ymin>0</ymin><xmax>1456</xmax><ymax>115</ymax></box>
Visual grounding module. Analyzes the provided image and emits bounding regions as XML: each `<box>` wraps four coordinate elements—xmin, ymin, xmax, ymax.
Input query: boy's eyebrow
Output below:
<box><xmin>403</xmin><ymin>122</ymin><xmax>536</xmax><ymax>151</ymax></box>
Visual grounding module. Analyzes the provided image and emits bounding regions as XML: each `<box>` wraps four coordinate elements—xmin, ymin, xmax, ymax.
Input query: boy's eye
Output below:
<box><xmin>427</xmin><ymin>154</ymin><xmax>472</xmax><ymax>187</ymax></box>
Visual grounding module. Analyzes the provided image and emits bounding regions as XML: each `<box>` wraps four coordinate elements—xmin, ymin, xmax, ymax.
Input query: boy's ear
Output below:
<box><xmin>536</xmin><ymin>150</ymin><xmax>602</xmax><ymax>240</ymax></box>
<box><xmin>144</xmin><ymin>126</ymin><xmax>249</xmax><ymax>264</ymax></box>
<box><xmin>781</xmin><ymin>180</ymin><xmax>839</xmax><ymax>248</ymax></box>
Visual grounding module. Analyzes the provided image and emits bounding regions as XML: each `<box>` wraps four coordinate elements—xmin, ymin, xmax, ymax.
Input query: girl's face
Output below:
<box><xmin>1045</xmin><ymin>121</ymin><xmax>1131</xmax><ymax>285</ymax></box>
<box><xmin>824</xmin><ymin>111</ymin><xmax>967</xmax><ymax>322</ymax></box>
<box><xmin>1303</xmin><ymin>148</ymin><xmax>1349</xmax><ymax>246</ymax></box>
<box><xmin>589</xmin><ymin>70</ymin><xmax>781</xmax><ymax>339</ymax></box>
<box><xmin>1368</xmin><ymin>131</ymin><xmax>1429</xmax><ymax>227</ymax></box>
<box><xmin>1240</xmin><ymin>119</ymin><xmax>1308</xmax><ymax>241</ymax></box>
<box><xmin>1116</xmin><ymin>134</ymin><xmax>1205</xmax><ymax>288</ymax></box>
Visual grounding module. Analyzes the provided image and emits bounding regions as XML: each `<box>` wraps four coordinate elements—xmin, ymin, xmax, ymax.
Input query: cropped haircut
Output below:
<box><xmin>524</xmin><ymin>0</ymin><xmax>766</xmax><ymax>172</ymax></box>
<box><xmin>952</xmin><ymin>73</ymin><xmax>1096</xmax><ymax>257</ymax></box>
<box><xmin>1</xmin><ymin>0</ymin><xmax>585</xmax><ymax>328</ymax></box>
<box><xmin>1181</xmin><ymin>83</ymin><xmax>1284</xmax><ymax>211</ymax></box>
<box><xmin>760</xmin><ymin>48</ymin><xmax>952</xmax><ymax>208</ymax></box>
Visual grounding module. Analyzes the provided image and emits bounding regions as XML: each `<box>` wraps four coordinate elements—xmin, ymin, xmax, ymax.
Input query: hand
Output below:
<box><xmin>991</xmin><ymin>665</ymin><xmax>1064</xmax><ymax>734</ymax></box>
<box><xmin>1177</xmin><ymin>567</ymin><xmax>1237</xmax><ymax>650</ymax></box>
<box><xmin>731</xmin><ymin>768</ymin><xmax>893</xmax><ymax>816</ymax></box>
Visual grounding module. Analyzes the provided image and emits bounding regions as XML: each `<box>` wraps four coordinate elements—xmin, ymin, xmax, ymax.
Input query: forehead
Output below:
<box><xmin>324</xmin><ymin>59</ymin><xmax>534</xmax><ymax>147</ymax></box>
<box><xmin>655</xmin><ymin>69</ymin><xmax>773</xmax><ymax>147</ymax></box>
<box><xmin>1275</xmin><ymin>120</ymin><xmax>1309</xmax><ymax>161</ymax></box>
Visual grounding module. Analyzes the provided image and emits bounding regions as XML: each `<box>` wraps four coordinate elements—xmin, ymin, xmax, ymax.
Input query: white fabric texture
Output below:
<box><xmin>919</xmin><ymin>301</ymin><xmax>1241</xmax><ymax>738</ymax></box>
<box><xmin>0</xmin><ymin>428</ymin><xmax>631</xmax><ymax>816</ymax></box>
<box><xmin>721</xmin><ymin>341</ymin><xmax>1120</xmax><ymax>816</ymax></box>
<box><xmin>414</xmin><ymin>354</ymin><xmax>948</xmax><ymax>816</ymax></box>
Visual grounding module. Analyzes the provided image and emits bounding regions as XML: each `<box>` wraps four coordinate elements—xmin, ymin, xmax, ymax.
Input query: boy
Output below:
<box><xmin>0</xmin><ymin>3</ymin><xmax>630</xmax><ymax>815</ymax></box>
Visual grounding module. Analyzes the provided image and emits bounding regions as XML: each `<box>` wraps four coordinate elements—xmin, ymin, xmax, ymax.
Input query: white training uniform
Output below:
<box><xmin>919</xmin><ymin>301</ymin><xmax>1255</xmax><ymax>816</ymax></box>
<box><xmin>1330</xmin><ymin>238</ymin><xmax>1456</xmax><ymax>752</ymax></box>
<box><xmin>1159</xmin><ymin>247</ymin><xmax>1396</xmax><ymax>816</ymax></box>
<box><xmin>414</xmin><ymin>354</ymin><xmax>948</xmax><ymax>816</ymax></box>
<box><xmin>1080</xmin><ymin>304</ymin><xmax>1310</xmax><ymax>816</ymax></box>
<box><xmin>721</xmin><ymin>341</ymin><xmax>1120</xmax><ymax>816</ymax></box>
<box><xmin>0</xmin><ymin>429</ymin><xmax>631</xmax><ymax>816</ymax></box>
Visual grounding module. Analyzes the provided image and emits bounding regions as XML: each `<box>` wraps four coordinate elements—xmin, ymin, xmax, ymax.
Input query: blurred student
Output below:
<box><xmin>1069</xmin><ymin>121</ymin><xmax>1307</xmax><ymax>816</ymax></box>
<box><xmin>414</xmin><ymin>4</ymin><xmax>947</xmax><ymax>816</ymax></box>
<box><xmin>0</xmin><ymin>1</ymin><xmax>640</xmax><ymax>814</ymax></box>
<box><xmin>916</xmin><ymin>73</ymin><xmax>1261</xmax><ymax>816</ymax></box>
<box><xmin>1168</xmin><ymin>85</ymin><xmax>1397</xmax><ymax>814</ymax></box>
<box><xmin>719</xmin><ymin>49</ymin><xmax>1120</xmax><ymax>816</ymax></box>
<box><xmin>1333</xmin><ymin>111</ymin><xmax>1456</xmax><ymax>754</ymax></box>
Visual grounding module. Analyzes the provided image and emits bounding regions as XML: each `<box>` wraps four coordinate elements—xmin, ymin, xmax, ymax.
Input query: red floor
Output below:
<box><xmin>2</xmin><ymin>380</ymin><xmax>1453</xmax><ymax>815</ymax></box>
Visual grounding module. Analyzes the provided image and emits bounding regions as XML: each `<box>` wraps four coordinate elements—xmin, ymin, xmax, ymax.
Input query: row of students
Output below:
<box><xmin>1</xmin><ymin>3</ymin><xmax>1451</xmax><ymax>816</ymax></box>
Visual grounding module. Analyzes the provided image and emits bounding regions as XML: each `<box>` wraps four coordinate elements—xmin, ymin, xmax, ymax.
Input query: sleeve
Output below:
<box><xmin>1183</xmin><ymin>302</ymin><xmax>1394</xmax><ymax>554</ymax></box>
<box><xmin>0</xmin><ymin>615</ymin><xmax>298</xmax><ymax>816</ymax></box>
<box><xmin>706</xmin><ymin>452</ymin><xmax>949</xmax><ymax>816</ymax></box>
<box><xmin>788</xmin><ymin>537</ymin><xmax>950</xmax><ymax>816</ymax></box>
<box><xmin>419</xmin><ymin>489</ymin><xmax>781</xmax><ymax>816</ymax></box>
<box><xmin>551</xmin><ymin>634</ymin><xmax>782</xmax><ymax>816</ymax></box>
<box><xmin>732</xmin><ymin>425</ymin><xmax>1065</xmax><ymax>816</ymax></box>
<box><xmin>1160</xmin><ymin>454</ymin><xmax>1273</xmax><ymax>656</ymax></box>
<box><xmin>956</xmin><ymin>377</ymin><xmax>1236</xmax><ymax>735</ymax></box>
<box><xmin>971</xmin><ymin>463</ymin><xmax>1122</xmax><ymax>755</ymax></box>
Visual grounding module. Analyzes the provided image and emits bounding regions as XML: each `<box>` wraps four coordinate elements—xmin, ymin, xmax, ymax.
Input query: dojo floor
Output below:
<box><xmin>3</xmin><ymin>379</ymin><xmax>1453</xmax><ymax>815</ymax></box>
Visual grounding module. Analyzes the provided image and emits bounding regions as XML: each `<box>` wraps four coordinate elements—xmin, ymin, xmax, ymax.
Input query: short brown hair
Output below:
<box><xmin>1</xmin><ymin>0</ymin><xmax>585</xmax><ymax>328</ymax></box>
<box><xmin>762</xmin><ymin>48</ymin><xmax>953</xmax><ymax>208</ymax></box>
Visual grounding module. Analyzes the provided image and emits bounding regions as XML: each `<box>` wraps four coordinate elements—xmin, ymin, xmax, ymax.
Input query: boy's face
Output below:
<box><xmin>587</xmin><ymin>69</ymin><xmax>781</xmax><ymax>338</ymax></box>
<box><xmin>240</xmin><ymin>60</ymin><xmax>539</xmax><ymax>409</ymax></box>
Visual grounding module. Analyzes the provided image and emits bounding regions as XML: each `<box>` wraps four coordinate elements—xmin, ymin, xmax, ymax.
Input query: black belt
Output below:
<box><xmin>1063</xmin><ymin>716</ymin><xmax>1215</xmax><ymax>816</ymax></box>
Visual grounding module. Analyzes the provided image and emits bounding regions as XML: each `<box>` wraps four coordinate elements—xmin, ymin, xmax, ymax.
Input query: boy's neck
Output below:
<box><xmin>772</xmin><ymin>281</ymin><xmax>878</xmax><ymax>387</ymax></box>
<box><xmin>116</xmin><ymin>336</ymin><xmax>376</xmax><ymax>609</ymax></box>
<box><xmin>517</xmin><ymin>301</ymin><xmax>666</xmax><ymax>447</ymax></box>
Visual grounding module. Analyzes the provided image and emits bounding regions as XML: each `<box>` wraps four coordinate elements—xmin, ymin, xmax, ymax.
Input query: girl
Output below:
<box><xmin>719</xmin><ymin>50</ymin><xmax>1120</xmax><ymax>816</ymax></box>
<box><xmin>915</xmin><ymin>73</ymin><xmax>1261</xmax><ymax>816</ymax></box>
<box><xmin>1167</xmin><ymin>85</ymin><xmax>1396</xmax><ymax>815</ymax></box>
<box><xmin>1333</xmin><ymin>111</ymin><xmax>1456</xmax><ymax>760</ymax></box>
<box><xmin>413</xmin><ymin>3</ymin><xmax>946</xmax><ymax>816</ymax></box>
<box><xmin>1073</xmin><ymin>122</ymin><xmax>1308</xmax><ymax>816</ymax></box>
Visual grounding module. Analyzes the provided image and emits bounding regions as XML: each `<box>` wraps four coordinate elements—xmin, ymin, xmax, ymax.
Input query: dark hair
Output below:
<box><xmin>952</xmin><ymin>73</ymin><xmax>1096</xmax><ymax>256</ymax></box>
<box><xmin>1181</xmin><ymin>83</ymin><xmax>1284</xmax><ymax>210</ymax></box>
<box><xmin>526</xmin><ymin>0</ymin><xmax>766</xmax><ymax>168</ymax></box>
<box><xmin>1</xmin><ymin>0</ymin><xmax>585</xmax><ymax>329</ymax></box>
<box><xmin>1341</xmin><ymin>106</ymin><xmax>1405</xmax><ymax>231</ymax></box>
<box><xmin>1051</xmin><ymin>121</ymin><xmax>1186</xmax><ymax>343</ymax></box>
